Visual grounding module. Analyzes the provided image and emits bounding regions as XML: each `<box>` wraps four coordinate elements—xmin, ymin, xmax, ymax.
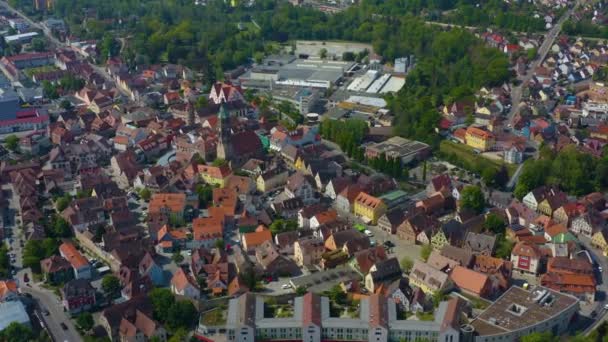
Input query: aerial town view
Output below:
<box><xmin>0</xmin><ymin>0</ymin><xmax>608</xmax><ymax>341</ymax></box>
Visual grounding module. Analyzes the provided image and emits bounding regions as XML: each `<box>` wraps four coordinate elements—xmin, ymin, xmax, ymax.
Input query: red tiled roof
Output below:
<box><xmin>59</xmin><ymin>241</ymin><xmax>89</xmax><ymax>269</ymax></box>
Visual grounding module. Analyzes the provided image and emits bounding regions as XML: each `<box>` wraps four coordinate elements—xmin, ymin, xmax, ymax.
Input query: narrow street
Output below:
<box><xmin>507</xmin><ymin>5</ymin><xmax>576</xmax><ymax>126</ymax></box>
<box><xmin>579</xmin><ymin>236</ymin><xmax>608</xmax><ymax>336</ymax></box>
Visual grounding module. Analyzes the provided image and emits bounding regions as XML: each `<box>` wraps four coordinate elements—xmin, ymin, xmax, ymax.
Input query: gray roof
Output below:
<box><xmin>0</xmin><ymin>301</ymin><xmax>30</xmax><ymax>331</ymax></box>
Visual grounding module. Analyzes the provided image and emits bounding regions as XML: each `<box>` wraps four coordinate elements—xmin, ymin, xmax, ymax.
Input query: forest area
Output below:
<box><xmin>11</xmin><ymin>0</ymin><xmax>511</xmax><ymax>144</ymax></box>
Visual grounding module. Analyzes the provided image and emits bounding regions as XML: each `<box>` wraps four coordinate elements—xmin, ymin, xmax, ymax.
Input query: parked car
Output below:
<box><xmin>60</xmin><ymin>323</ymin><xmax>68</xmax><ymax>330</ymax></box>
<box><xmin>281</xmin><ymin>284</ymin><xmax>292</xmax><ymax>289</ymax></box>
<box><xmin>364</xmin><ymin>230</ymin><xmax>374</xmax><ymax>237</ymax></box>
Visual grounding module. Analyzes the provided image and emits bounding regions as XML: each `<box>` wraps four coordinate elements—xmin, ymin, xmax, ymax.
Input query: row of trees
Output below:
<box><xmin>0</xmin><ymin>243</ymin><xmax>10</xmax><ymax>278</ymax></box>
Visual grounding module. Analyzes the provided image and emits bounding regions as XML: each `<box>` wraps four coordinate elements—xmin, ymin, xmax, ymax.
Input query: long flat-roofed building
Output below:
<box><xmin>470</xmin><ymin>286</ymin><xmax>579</xmax><ymax>342</ymax></box>
<box><xmin>365</xmin><ymin>136</ymin><xmax>431</xmax><ymax>165</ymax></box>
<box><xmin>198</xmin><ymin>292</ymin><xmax>462</xmax><ymax>342</ymax></box>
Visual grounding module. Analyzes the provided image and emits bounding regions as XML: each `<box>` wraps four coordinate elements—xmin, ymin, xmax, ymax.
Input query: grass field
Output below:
<box><xmin>439</xmin><ymin>140</ymin><xmax>517</xmax><ymax>177</ymax></box>
<box><xmin>24</xmin><ymin>65</ymin><xmax>58</xmax><ymax>78</ymax></box>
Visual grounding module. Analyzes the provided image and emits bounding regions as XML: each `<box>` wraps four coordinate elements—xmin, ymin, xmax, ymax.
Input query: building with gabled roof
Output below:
<box><xmin>59</xmin><ymin>241</ymin><xmax>92</xmax><ymax>279</ymax></box>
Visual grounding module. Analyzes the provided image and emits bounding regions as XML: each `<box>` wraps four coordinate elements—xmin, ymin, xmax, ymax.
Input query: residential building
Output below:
<box><xmin>192</xmin><ymin>211</ymin><xmax>225</xmax><ymax>249</ymax></box>
<box><xmin>61</xmin><ymin>279</ymin><xmax>96</xmax><ymax>314</ymax></box>
<box><xmin>353</xmin><ymin>192</ymin><xmax>386</xmax><ymax>225</ymax></box>
<box><xmin>293</xmin><ymin>237</ymin><xmax>325</xmax><ymax>268</ymax></box>
<box><xmin>364</xmin><ymin>257</ymin><xmax>402</xmax><ymax>292</ymax></box>
<box><xmin>463</xmin><ymin>232</ymin><xmax>496</xmax><ymax>256</ymax></box>
<box><xmin>256</xmin><ymin>168</ymin><xmax>288</xmax><ymax>193</ymax></box>
<box><xmin>148</xmin><ymin>193</ymin><xmax>187</xmax><ymax>220</ymax></box>
<box><xmin>592</xmin><ymin>229</ymin><xmax>608</xmax><ymax>255</ymax></box>
<box><xmin>202</xmin><ymin>292</ymin><xmax>461</xmax><ymax>342</ymax></box>
<box><xmin>511</xmin><ymin>242</ymin><xmax>542</xmax><ymax>275</ymax></box>
<box><xmin>170</xmin><ymin>268</ymin><xmax>200</xmax><ymax>300</ymax></box>
<box><xmin>285</xmin><ymin>172</ymin><xmax>317</xmax><ymax>205</ymax></box>
<box><xmin>40</xmin><ymin>255</ymin><xmax>73</xmax><ymax>284</ymax></box>
<box><xmin>465</xmin><ymin>127</ymin><xmax>495</xmax><ymax>151</ymax></box>
<box><xmin>409</xmin><ymin>260</ymin><xmax>451</xmax><ymax>294</ymax></box>
<box><xmin>397</xmin><ymin>213</ymin><xmax>440</xmax><ymax>244</ymax></box>
<box><xmin>199</xmin><ymin>164</ymin><xmax>232</xmax><ymax>188</ymax></box>
<box><xmin>59</xmin><ymin>241</ymin><xmax>92</xmax><ymax>279</ymax></box>
<box><xmin>241</xmin><ymin>226</ymin><xmax>273</xmax><ymax>253</ymax></box>
<box><xmin>0</xmin><ymin>280</ymin><xmax>18</xmax><ymax>302</ymax></box>
<box><xmin>450</xmin><ymin>266</ymin><xmax>492</xmax><ymax>298</ymax></box>
<box><xmin>99</xmin><ymin>296</ymin><xmax>167</xmax><ymax>342</ymax></box>
<box><xmin>377</xmin><ymin>210</ymin><xmax>406</xmax><ymax>235</ymax></box>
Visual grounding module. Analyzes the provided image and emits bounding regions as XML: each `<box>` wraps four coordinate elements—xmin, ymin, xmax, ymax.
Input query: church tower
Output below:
<box><xmin>216</xmin><ymin>105</ymin><xmax>232</xmax><ymax>161</ymax></box>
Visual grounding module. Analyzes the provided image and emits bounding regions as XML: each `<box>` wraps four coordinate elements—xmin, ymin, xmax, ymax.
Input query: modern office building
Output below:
<box><xmin>470</xmin><ymin>286</ymin><xmax>579</xmax><ymax>342</ymax></box>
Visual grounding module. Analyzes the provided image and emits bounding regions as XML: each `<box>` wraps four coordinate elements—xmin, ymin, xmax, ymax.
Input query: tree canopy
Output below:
<box><xmin>460</xmin><ymin>185</ymin><xmax>486</xmax><ymax>214</ymax></box>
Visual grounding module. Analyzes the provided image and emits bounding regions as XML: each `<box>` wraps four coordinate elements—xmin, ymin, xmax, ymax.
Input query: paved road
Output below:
<box><xmin>19</xmin><ymin>274</ymin><xmax>82</xmax><ymax>342</ymax></box>
<box><xmin>579</xmin><ymin>236</ymin><xmax>608</xmax><ymax>336</ymax></box>
<box><xmin>2</xmin><ymin>182</ymin><xmax>80</xmax><ymax>342</ymax></box>
<box><xmin>507</xmin><ymin>5</ymin><xmax>575</xmax><ymax>126</ymax></box>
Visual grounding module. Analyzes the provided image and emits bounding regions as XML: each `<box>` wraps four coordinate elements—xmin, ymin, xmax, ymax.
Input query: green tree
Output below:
<box><xmin>139</xmin><ymin>188</ymin><xmax>151</xmax><ymax>201</ymax></box>
<box><xmin>149</xmin><ymin>288</ymin><xmax>176</xmax><ymax>321</ymax></box>
<box><xmin>295</xmin><ymin>286</ymin><xmax>307</xmax><ymax>296</ymax></box>
<box><xmin>526</xmin><ymin>48</ymin><xmax>537</xmax><ymax>61</ymax></box>
<box><xmin>420</xmin><ymin>244</ymin><xmax>432</xmax><ymax>262</ymax></box>
<box><xmin>483</xmin><ymin>213</ymin><xmax>506</xmax><ymax>235</ymax></box>
<box><xmin>269</xmin><ymin>219</ymin><xmax>297</xmax><ymax>235</ymax></box>
<box><xmin>101</xmin><ymin>275</ymin><xmax>121</xmax><ymax>298</ymax></box>
<box><xmin>432</xmin><ymin>290</ymin><xmax>447</xmax><ymax>308</ymax></box>
<box><xmin>481</xmin><ymin>167</ymin><xmax>497</xmax><ymax>187</ymax></box>
<box><xmin>23</xmin><ymin>238</ymin><xmax>57</xmax><ymax>274</ymax></box>
<box><xmin>195</xmin><ymin>184</ymin><xmax>213</xmax><ymax>207</ymax></box>
<box><xmin>41</xmin><ymin>80</ymin><xmax>58</xmax><ymax>99</ymax></box>
<box><xmin>166</xmin><ymin>300</ymin><xmax>198</xmax><ymax>330</ymax></box>
<box><xmin>212</xmin><ymin>158</ymin><xmax>228</xmax><ymax>167</ymax></box>
<box><xmin>195</xmin><ymin>96</ymin><xmax>208</xmax><ymax>110</ymax></box>
<box><xmin>460</xmin><ymin>185</ymin><xmax>485</xmax><ymax>214</ymax></box>
<box><xmin>31</xmin><ymin>37</ymin><xmax>47</xmax><ymax>52</ymax></box>
<box><xmin>60</xmin><ymin>99</ymin><xmax>73</xmax><ymax>110</ymax></box>
<box><xmin>76</xmin><ymin>312</ymin><xmax>94</xmax><ymax>331</ymax></box>
<box><xmin>494</xmin><ymin>234</ymin><xmax>515</xmax><ymax>259</ymax></box>
<box><xmin>342</xmin><ymin>51</ymin><xmax>355</xmax><ymax>61</ymax></box>
<box><xmin>55</xmin><ymin>195</ymin><xmax>71</xmax><ymax>212</ymax></box>
<box><xmin>319</xmin><ymin>48</ymin><xmax>328</xmax><ymax>59</ymax></box>
<box><xmin>168</xmin><ymin>328</ymin><xmax>188</xmax><ymax>342</ymax></box>
<box><xmin>520</xmin><ymin>332</ymin><xmax>556</xmax><ymax>342</ymax></box>
<box><xmin>0</xmin><ymin>322</ymin><xmax>34</xmax><ymax>342</ymax></box>
<box><xmin>3</xmin><ymin>134</ymin><xmax>19</xmax><ymax>151</ymax></box>
<box><xmin>172</xmin><ymin>251</ymin><xmax>184</xmax><ymax>264</ymax></box>
<box><xmin>214</xmin><ymin>238</ymin><xmax>225</xmax><ymax>250</ymax></box>
<box><xmin>400</xmin><ymin>256</ymin><xmax>413</xmax><ymax>273</ymax></box>
<box><xmin>0</xmin><ymin>244</ymin><xmax>10</xmax><ymax>278</ymax></box>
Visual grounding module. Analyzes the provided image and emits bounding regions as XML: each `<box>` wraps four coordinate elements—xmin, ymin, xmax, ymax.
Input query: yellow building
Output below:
<box><xmin>294</xmin><ymin>156</ymin><xmax>306</xmax><ymax>171</ymax></box>
<box><xmin>353</xmin><ymin>192</ymin><xmax>386</xmax><ymax>225</ymax></box>
<box><xmin>255</xmin><ymin>168</ymin><xmax>288</xmax><ymax>193</ymax></box>
<box><xmin>592</xmin><ymin>230</ymin><xmax>608</xmax><ymax>256</ymax></box>
<box><xmin>198</xmin><ymin>164</ymin><xmax>232</xmax><ymax>188</ymax></box>
<box><xmin>465</xmin><ymin>126</ymin><xmax>495</xmax><ymax>151</ymax></box>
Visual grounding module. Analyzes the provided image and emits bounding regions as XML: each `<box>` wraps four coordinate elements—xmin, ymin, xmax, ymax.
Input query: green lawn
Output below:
<box><xmin>439</xmin><ymin>140</ymin><xmax>517</xmax><ymax>177</ymax></box>
<box><xmin>201</xmin><ymin>309</ymin><xmax>227</xmax><ymax>326</ymax></box>
<box><xmin>24</xmin><ymin>65</ymin><xmax>59</xmax><ymax>78</ymax></box>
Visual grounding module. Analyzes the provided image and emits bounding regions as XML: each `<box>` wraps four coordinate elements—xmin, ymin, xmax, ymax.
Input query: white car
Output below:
<box><xmin>281</xmin><ymin>284</ymin><xmax>292</xmax><ymax>290</ymax></box>
<box><xmin>599</xmin><ymin>266</ymin><xmax>603</xmax><ymax>273</ymax></box>
<box><xmin>364</xmin><ymin>230</ymin><xmax>374</xmax><ymax>237</ymax></box>
<box><xmin>604</xmin><ymin>304</ymin><xmax>608</xmax><ymax>310</ymax></box>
